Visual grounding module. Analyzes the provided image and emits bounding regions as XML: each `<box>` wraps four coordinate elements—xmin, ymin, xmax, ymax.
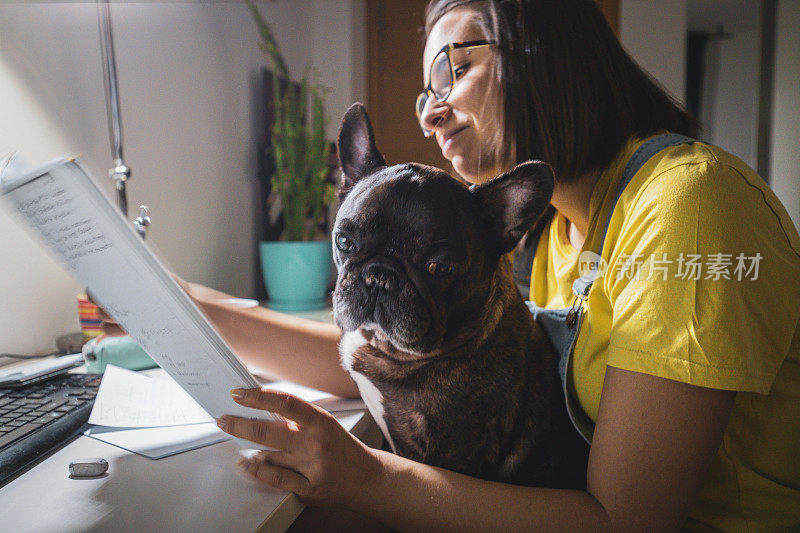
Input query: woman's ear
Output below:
<box><xmin>337</xmin><ymin>103</ymin><xmax>387</xmax><ymax>199</ymax></box>
<box><xmin>471</xmin><ymin>161</ymin><xmax>555</xmax><ymax>254</ymax></box>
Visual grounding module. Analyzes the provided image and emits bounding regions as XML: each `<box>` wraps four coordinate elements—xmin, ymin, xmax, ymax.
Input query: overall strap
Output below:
<box><xmin>573</xmin><ymin>133</ymin><xmax>697</xmax><ymax>300</ymax></box>
<box><xmin>513</xmin><ymin>134</ymin><xmax>697</xmax><ymax>300</ymax></box>
<box><xmin>593</xmin><ymin>133</ymin><xmax>696</xmax><ymax>264</ymax></box>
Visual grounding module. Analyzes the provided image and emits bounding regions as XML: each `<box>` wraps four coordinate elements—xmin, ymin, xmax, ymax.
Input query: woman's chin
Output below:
<box><xmin>450</xmin><ymin>157</ymin><xmax>496</xmax><ymax>185</ymax></box>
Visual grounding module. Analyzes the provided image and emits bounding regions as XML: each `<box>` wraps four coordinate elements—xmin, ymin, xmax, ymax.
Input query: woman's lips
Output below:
<box><xmin>441</xmin><ymin>126</ymin><xmax>468</xmax><ymax>156</ymax></box>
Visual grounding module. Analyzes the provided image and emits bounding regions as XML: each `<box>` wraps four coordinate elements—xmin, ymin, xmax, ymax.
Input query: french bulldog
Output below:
<box><xmin>332</xmin><ymin>103</ymin><xmax>589</xmax><ymax>489</ymax></box>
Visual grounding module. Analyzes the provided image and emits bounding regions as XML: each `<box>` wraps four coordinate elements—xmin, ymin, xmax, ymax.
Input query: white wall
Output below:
<box><xmin>704</xmin><ymin>22</ymin><xmax>761</xmax><ymax>168</ymax></box>
<box><xmin>312</xmin><ymin>1</ymin><xmax>368</xmax><ymax>140</ymax></box>
<box><xmin>769</xmin><ymin>0</ymin><xmax>800</xmax><ymax>231</ymax></box>
<box><xmin>0</xmin><ymin>60</ymin><xmax>84</xmax><ymax>353</ymax></box>
<box><xmin>620</xmin><ymin>0</ymin><xmax>798</xmax><ymax>232</ymax></box>
<box><xmin>619</xmin><ymin>0</ymin><xmax>688</xmax><ymax>104</ymax></box>
<box><xmin>0</xmin><ymin>1</ymin><xmax>365</xmax><ymax>354</ymax></box>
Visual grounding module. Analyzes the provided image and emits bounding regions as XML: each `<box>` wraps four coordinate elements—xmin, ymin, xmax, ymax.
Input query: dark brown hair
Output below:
<box><xmin>425</xmin><ymin>0</ymin><xmax>699</xmax><ymax>182</ymax></box>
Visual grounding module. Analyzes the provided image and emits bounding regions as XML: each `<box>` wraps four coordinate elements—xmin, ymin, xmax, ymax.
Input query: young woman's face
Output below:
<box><xmin>420</xmin><ymin>8</ymin><xmax>507</xmax><ymax>184</ymax></box>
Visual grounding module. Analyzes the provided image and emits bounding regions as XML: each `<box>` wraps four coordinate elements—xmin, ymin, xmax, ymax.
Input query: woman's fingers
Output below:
<box><xmin>170</xmin><ymin>273</ymin><xmax>191</xmax><ymax>293</ymax></box>
<box><xmin>220</xmin><ymin>387</ymin><xmax>376</xmax><ymax>507</ymax></box>
<box><xmin>252</xmin><ymin>449</ymin><xmax>293</xmax><ymax>468</ymax></box>
<box><xmin>85</xmin><ymin>289</ymin><xmax>128</xmax><ymax>336</ymax></box>
<box><xmin>219</xmin><ymin>389</ymin><xmax>379</xmax><ymax>508</ymax></box>
<box><xmin>239</xmin><ymin>454</ymin><xmax>310</xmax><ymax>494</ymax></box>
<box><xmin>101</xmin><ymin>323</ymin><xmax>127</xmax><ymax>337</ymax></box>
<box><xmin>217</xmin><ymin>415</ymin><xmax>299</xmax><ymax>450</ymax></box>
<box><xmin>219</xmin><ymin>388</ymin><xmax>333</xmax><ymax>450</ymax></box>
<box><xmin>230</xmin><ymin>388</ymin><xmax>327</xmax><ymax>427</ymax></box>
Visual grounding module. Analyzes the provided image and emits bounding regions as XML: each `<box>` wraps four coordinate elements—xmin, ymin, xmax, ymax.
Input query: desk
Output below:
<box><xmin>0</xmin><ymin>382</ymin><xmax>380</xmax><ymax>532</ymax></box>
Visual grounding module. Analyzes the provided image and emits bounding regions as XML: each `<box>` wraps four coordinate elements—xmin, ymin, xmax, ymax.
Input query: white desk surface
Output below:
<box><xmin>0</xmin><ymin>390</ymin><xmax>379</xmax><ymax>533</ymax></box>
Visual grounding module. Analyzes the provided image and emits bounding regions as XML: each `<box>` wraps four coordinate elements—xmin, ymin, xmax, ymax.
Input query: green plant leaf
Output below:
<box><xmin>249</xmin><ymin>0</ymin><xmax>333</xmax><ymax>241</ymax></box>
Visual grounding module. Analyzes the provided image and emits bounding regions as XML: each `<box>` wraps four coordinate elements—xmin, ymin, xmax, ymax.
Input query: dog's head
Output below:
<box><xmin>332</xmin><ymin>103</ymin><xmax>553</xmax><ymax>357</ymax></box>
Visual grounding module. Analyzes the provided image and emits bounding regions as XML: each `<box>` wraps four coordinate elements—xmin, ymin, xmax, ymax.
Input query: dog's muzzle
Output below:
<box><xmin>334</xmin><ymin>256</ymin><xmax>441</xmax><ymax>353</ymax></box>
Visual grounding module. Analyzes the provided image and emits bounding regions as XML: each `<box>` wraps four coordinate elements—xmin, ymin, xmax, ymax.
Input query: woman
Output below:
<box><xmin>123</xmin><ymin>0</ymin><xmax>800</xmax><ymax>530</ymax></box>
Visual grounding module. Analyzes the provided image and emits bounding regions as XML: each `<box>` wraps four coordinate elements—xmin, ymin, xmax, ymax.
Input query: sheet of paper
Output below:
<box><xmin>89</xmin><ymin>365</ymin><xmax>213</xmax><ymax>427</ymax></box>
<box><xmin>0</xmin><ymin>157</ymin><xmax>267</xmax><ymax>422</ymax></box>
<box><xmin>0</xmin><ymin>354</ymin><xmax>83</xmax><ymax>385</ymax></box>
<box><xmin>85</xmin><ymin>367</ymin><xmax>365</xmax><ymax>459</ymax></box>
<box><xmin>314</xmin><ymin>396</ymin><xmax>366</xmax><ymax>413</ymax></box>
<box><xmin>262</xmin><ymin>380</ymin><xmax>332</xmax><ymax>403</ymax></box>
<box><xmin>85</xmin><ymin>422</ymin><xmax>228</xmax><ymax>459</ymax></box>
<box><xmin>261</xmin><ymin>380</ymin><xmax>365</xmax><ymax>413</ymax></box>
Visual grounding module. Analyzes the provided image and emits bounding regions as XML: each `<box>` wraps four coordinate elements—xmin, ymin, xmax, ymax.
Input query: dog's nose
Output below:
<box><xmin>362</xmin><ymin>261</ymin><xmax>401</xmax><ymax>292</ymax></box>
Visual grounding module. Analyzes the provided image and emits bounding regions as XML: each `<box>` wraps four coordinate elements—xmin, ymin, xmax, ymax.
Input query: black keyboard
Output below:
<box><xmin>0</xmin><ymin>372</ymin><xmax>102</xmax><ymax>486</ymax></box>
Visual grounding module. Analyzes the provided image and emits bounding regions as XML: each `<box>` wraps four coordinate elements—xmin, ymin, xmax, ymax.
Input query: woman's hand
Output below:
<box><xmin>85</xmin><ymin>289</ymin><xmax>127</xmax><ymax>337</ymax></box>
<box><xmin>217</xmin><ymin>388</ymin><xmax>380</xmax><ymax>508</ymax></box>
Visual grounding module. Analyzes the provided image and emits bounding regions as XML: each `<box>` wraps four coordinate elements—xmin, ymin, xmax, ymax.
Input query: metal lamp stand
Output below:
<box><xmin>97</xmin><ymin>0</ymin><xmax>150</xmax><ymax>238</ymax></box>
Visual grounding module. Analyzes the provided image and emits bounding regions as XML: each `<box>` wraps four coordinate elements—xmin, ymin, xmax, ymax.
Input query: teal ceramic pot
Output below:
<box><xmin>259</xmin><ymin>240</ymin><xmax>333</xmax><ymax>311</ymax></box>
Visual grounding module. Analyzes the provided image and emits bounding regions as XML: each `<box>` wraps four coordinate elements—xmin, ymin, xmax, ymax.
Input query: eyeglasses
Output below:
<box><xmin>415</xmin><ymin>39</ymin><xmax>496</xmax><ymax>137</ymax></box>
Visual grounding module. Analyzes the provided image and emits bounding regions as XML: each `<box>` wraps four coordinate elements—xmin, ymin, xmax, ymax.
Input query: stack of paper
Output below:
<box><xmin>0</xmin><ymin>157</ymin><xmax>269</xmax><ymax>424</ymax></box>
<box><xmin>261</xmin><ymin>380</ymin><xmax>366</xmax><ymax>412</ymax></box>
<box><xmin>0</xmin><ymin>354</ymin><xmax>83</xmax><ymax>386</ymax></box>
<box><xmin>86</xmin><ymin>366</ymin><xmax>227</xmax><ymax>459</ymax></box>
<box><xmin>87</xmin><ymin>366</ymin><xmax>366</xmax><ymax>459</ymax></box>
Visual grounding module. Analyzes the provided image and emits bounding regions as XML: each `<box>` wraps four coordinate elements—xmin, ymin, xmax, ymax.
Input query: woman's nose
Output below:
<box><xmin>419</xmin><ymin>96</ymin><xmax>448</xmax><ymax>134</ymax></box>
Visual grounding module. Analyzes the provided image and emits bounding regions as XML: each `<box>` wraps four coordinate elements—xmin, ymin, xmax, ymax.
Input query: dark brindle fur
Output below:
<box><xmin>333</xmin><ymin>104</ymin><xmax>589</xmax><ymax>488</ymax></box>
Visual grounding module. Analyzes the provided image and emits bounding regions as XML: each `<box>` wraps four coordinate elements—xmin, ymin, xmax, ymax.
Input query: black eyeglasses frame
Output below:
<box><xmin>415</xmin><ymin>39</ymin><xmax>497</xmax><ymax>137</ymax></box>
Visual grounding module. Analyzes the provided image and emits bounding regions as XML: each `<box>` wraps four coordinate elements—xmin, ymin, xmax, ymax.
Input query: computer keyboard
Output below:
<box><xmin>0</xmin><ymin>372</ymin><xmax>101</xmax><ymax>486</ymax></box>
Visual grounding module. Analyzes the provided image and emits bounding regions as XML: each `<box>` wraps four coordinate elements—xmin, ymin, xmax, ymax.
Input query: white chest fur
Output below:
<box><xmin>339</xmin><ymin>330</ymin><xmax>397</xmax><ymax>453</ymax></box>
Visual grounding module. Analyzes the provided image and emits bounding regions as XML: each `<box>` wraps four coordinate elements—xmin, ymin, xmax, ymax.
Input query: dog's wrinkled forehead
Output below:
<box><xmin>338</xmin><ymin>165</ymin><xmax>414</xmax><ymax>216</ymax></box>
<box><xmin>336</xmin><ymin>163</ymin><xmax>473</xmax><ymax>231</ymax></box>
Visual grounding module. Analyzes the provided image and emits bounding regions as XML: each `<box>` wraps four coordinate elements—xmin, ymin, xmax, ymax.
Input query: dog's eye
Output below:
<box><xmin>335</xmin><ymin>233</ymin><xmax>357</xmax><ymax>253</ymax></box>
<box><xmin>427</xmin><ymin>261</ymin><xmax>453</xmax><ymax>277</ymax></box>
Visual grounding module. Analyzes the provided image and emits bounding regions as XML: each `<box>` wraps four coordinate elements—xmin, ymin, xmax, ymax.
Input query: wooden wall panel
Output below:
<box><xmin>596</xmin><ymin>0</ymin><xmax>620</xmax><ymax>35</ymax></box>
<box><xmin>366</xmin><ymin>0</ymin><xmax>450</xmax><ymax>169</ymax></box>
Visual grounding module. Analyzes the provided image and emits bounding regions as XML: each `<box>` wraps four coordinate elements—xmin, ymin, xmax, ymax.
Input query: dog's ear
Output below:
<box><xmin>471</xmin><ymin>161</ymin><xmax>555</xmax><ymax>254</ymax></box>
<box><xmin>337</xmin><ymin>103</ymin><xmax>387</xmax><ymax>199</ymax></box>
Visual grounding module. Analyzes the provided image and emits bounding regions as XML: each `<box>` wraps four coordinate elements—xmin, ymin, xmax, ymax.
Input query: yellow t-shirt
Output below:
<box><xmin>529</xmin><ymin>135</ymin><xmax>800</xmax><ymax>531</ymax></box>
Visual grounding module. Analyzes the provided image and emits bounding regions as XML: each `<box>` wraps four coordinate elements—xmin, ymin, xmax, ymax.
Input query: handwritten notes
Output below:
<box><xmin>13</xmin><ymin>175</ymin><xmax>113</xmax><ymax>266</ymax></box>
<box><xmin>89</xmin><ymin>365</ymin><xmax>213</xmax><ymax>427</ymax></box>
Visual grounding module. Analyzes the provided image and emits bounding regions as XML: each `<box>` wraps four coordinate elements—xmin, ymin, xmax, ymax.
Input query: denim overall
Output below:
<box><xmin>514</xmin><ymin>134</ymin><xmax>697</xmax><ymax>444</ymax></box>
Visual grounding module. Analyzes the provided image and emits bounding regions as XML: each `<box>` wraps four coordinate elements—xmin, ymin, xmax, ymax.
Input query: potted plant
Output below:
<box><xmin>246</xmin><ymin>0</ymin><xmax>336</xmax><ymax>311</ymax></box>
